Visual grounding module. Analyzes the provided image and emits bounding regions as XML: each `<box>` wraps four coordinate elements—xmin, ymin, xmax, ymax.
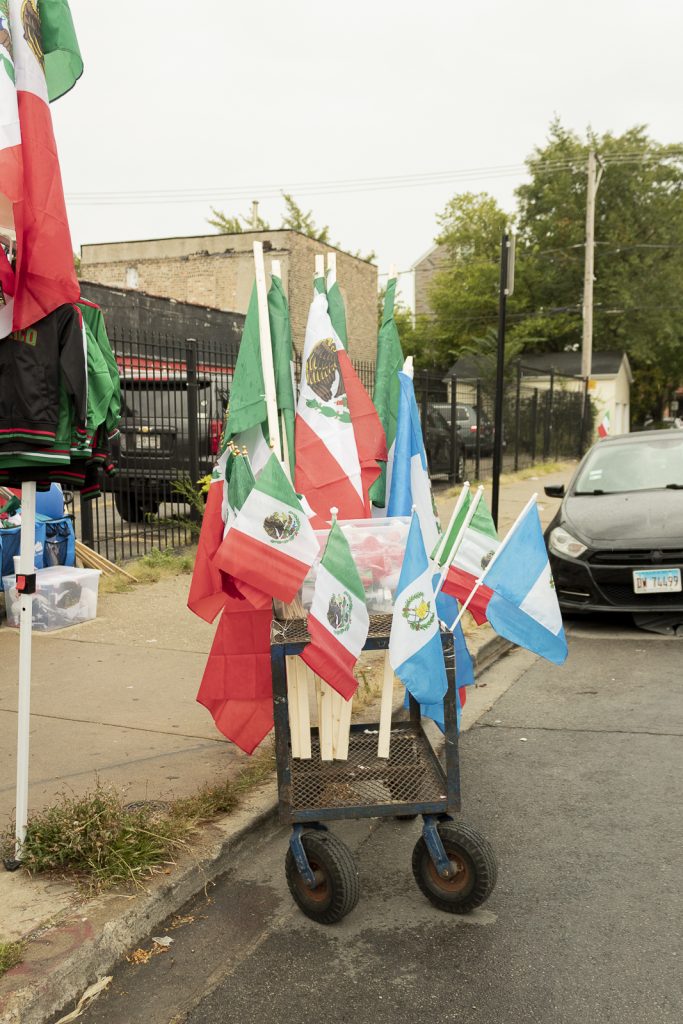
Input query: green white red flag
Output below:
<box><xmin>295</xmin><ymin>288</ymin><xmax>386</xmax><ymax>525</ymax></box>
<box><xmin>300</xmin><ymin>519</ymin><xmax>369</xmax><ymax>699</ymax></box>
<box><xmin>0</xmin><ymin>0</ymin><xmax>80</xmax><ymax>334</ymax></box>
<box><xmin>442</xmin><ymin>492</ymin><xmax>500</xmax><ymax>624</ymax></box>
<box><xmin>213</xmin><ymin>452</ymin><xmax>318</xmax><ymax>603</ymax></box>
<box><xmin>370</xmin><ymin>277</ymin><xmax>404</xmax><ymax>509</ymax></box>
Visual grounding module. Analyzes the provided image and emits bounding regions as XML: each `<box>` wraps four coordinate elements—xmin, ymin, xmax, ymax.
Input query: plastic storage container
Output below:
<box><xmin>2</xmin><ymin>566</ymin><xmax>101</xmax><ymax>631</ymax></box>
<box><xmin>274</xmin><ymin>516</ymin><xmax>410</xmax><ymax>619</ymax></box>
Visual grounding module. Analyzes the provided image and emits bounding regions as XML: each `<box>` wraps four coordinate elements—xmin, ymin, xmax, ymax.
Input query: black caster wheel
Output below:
<box><xmin>411</xmin><ymin>820</ymin><xmax>497</xmax><ymax>914</ymax></box>
<box><xmin>285</xmin><ymin>830</ymin><xmax>360</xmax><ymax>925</ymax></box>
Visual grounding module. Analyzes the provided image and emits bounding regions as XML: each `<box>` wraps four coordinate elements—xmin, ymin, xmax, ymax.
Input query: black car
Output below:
<box><xmin>110</xmin><ymin>376</ymin><xmax>227</xmax><ymax>522</ymax></box>
<box><xmin>543</xmin><ymin>430</ymin><xmax>683</xmax><ymax>615</ymax></box>
<box><xmin>421</xmin><ymin>406</ymin><xmax>465</xmax><ymax>481</ymax></box>
<box><xmin>432</xmin><ymin>403</ymin><xmax>496</xmax><ymax>455</ymax></box>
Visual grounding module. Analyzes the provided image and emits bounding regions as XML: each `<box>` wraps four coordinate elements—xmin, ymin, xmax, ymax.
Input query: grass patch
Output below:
<box><xmin>0</xmin><ymin>748</ymin><xmax>276</xmax><ymax>893</ymax></box>
<box><xmin>0</xmin><ymin>941</ymin><xmax>24</xmax><ymax>977</ymax></box>
<box><xmin>100</xmin><ymin>547</ymin><xmax>194</xmax><ymax>594</ymax></box>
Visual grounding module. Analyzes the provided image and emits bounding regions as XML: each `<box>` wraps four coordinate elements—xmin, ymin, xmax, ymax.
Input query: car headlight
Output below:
<box><xmin>549</xmin><ymin>527</ymin><xmax>587</xmax><ymax>559</ymax></box>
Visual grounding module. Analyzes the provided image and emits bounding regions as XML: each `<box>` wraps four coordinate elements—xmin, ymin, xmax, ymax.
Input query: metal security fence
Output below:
<box><xmin>74</xmin><ymin>331</ymin><xmax>590</xmax><ymax>562</ymax></box>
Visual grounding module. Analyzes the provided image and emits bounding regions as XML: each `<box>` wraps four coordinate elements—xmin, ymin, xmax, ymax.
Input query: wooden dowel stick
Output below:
<box><xmin>286</xmin><ymin>656</ymin><xmax>300</xmax><ymax>759</ymax></box>
<box><xmin>335</xmin><ymin>694</ymin><xmax>353</xmax><ymax>761</ymax></box>
<box><xmin>319</xmin><ymin>681</ymin><xmax>334</xmax><ymax>761</ymax></box>
<box><xmin>377</xmin><ymin>652</ymin><xmax>396</xmax><ymax>759</ymax></box>
<box><xmin>296</xmin><ymin>660</ymin><xmax>312</xmax><ymax>760</ymax></box>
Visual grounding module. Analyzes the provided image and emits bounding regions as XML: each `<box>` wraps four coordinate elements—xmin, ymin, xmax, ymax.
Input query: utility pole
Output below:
<box><xmin>581</xmin><ymin>151</ymin><xmax>604</xmax><ymax>379</ymax></box>
<box><xmin>491</xmin><ymin>229</ymin><xmax>515</xmax><ymax>528</ymax></box>
<box><xmin>251</xmin><ymin>200</ymin><xmax>260</xmax><ymax>229</ymax></box>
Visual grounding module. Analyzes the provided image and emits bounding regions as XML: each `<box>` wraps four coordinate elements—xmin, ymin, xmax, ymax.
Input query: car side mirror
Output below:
<box><xmin>544</xmin><ymin>484</ymin><xmax>565</xmax><ymax>498</ymax></box>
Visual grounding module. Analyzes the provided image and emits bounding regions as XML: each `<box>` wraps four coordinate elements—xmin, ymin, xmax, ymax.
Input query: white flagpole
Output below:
<box><xmin>12</xmin><ymin>480</ymin><xmax>37</xmax><ymax>861</ymax></box>
<box><xmin>433</xmin><ymin>485</ymin><xmax>484</xmax><ymax>599</ymax></box>
<box><xmin>253</xmin><ymin>241</ymin><xmax>282</xmax><ymax>463</ymax></box>
<box><xmin>326</xmin><ymin>252</ymin><xmax>336</xmax><ymax>289</ymax></box>
<box><xmin>314</xmin><ymin>253</ymin><xmax>326</xmax><ymax>283</ymax></box>
<box><xmin>270</xmin><ymin>258</ymin><xmax>294</xmax><ymax>486</ymax></box>
<box><xmin>450</xmin><ymin>493</ymin><xmax>539</xmax><ymax>631</ymax></box>
<box><xmin>430</xmin><ymin>481</ymin><xmax>471</xmax><ymax>566</ymax></box>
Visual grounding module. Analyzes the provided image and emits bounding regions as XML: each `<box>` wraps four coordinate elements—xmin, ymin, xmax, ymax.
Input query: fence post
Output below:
<box><xmin>449</xmin><ymin>375</ymin><xmax>460</xmax><ymax>483</ymax></box>
<box><xmin>514</xmin><ymin>361</ymin><xmax>522</xmax><ymax>472</ymax></box>
<box><xmin>531</xmin><ymin>388</ymin><xmax>538</xmax><ymax>464</ymax></box>
<box><xmin>186</xmin><ymin>338</ymin><xmax>201</xmax><ymax>521</ymax></box>
<box><xmin>420</xmin><ymin>372</ymin><xmax>429</xmax><ymax>437</ymax></box>
<box><xmin>79</xmin><ymin>496</ymin><xmax>95</xmax><ymax>549</ymax></box>
<box><xmin>475</xmin><ymin>379</ymin><xmax>482</xmax><ymax>481</ymax></box>
<box><xmin>543</xmin><ymin>371</ymin><xmax>554</xmax><ymax>461</ymax></box>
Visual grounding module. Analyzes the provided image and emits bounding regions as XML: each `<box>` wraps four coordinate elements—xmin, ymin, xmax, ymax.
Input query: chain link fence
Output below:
<box><xmin>73</xmin><ymin>331</ymin><xmax>591</xmax><ymax>562</ymax></box>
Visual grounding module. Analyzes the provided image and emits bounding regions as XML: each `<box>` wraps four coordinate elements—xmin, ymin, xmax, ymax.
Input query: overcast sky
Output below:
<box><xmin>54</xmin><ymin>0</ymin><xmax>682</xmax><ymax>307</ymax></box>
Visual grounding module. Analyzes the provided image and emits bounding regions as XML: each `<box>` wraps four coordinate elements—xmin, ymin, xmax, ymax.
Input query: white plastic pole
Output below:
<box><xmin>253</xmin><ymin>241</ymin><xmax>281</xmax><ymax>461</ymax></box>
<box><xmin>403</xmin><ymin>355</ymin><xmax>414</xmax><ymax>379</ymax></box>
<box><xmin>388</xmin><ymin>263</ymin><xmax>397</xmax><ymax>280</ymax></box>
<box><xmin>14</xmin><ymin>480</ymin><xmax>36</xmax><ymax>858</ymax></box>
<box><xmin>450</xmin><ymin>493</ymin><xmax>538</xmax><ymax>631</ymax></box>
<box><xmin>314</xmin><ymin>253</ymin><xmax>325</xmax><ymax>283</ymax></box>
<box><xmin>271</xmin><ymin>259</ymin><xmax>281</xmax><ymax>279</ymax></box>
<box><xmin>326</xmin><ymin>252</ymin><xmax>337</xmax><ymax>289</ymax></box>
<box><xmin>434</xmin><ymin>485</ymin><xmax>484</xmax><ymax>599</ymax></box>
<box><xmin>431</xmin><ymin>481</ymin><xmax>471</xmax><ymax>565</ymax></box>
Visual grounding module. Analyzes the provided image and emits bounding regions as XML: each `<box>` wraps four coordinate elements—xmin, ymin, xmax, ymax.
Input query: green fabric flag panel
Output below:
<box><xmin>39</xmin><ymin>0</ymin><xmax>83</xmax><ymax>101</ymax></box>
<box><xmin>267</xmin><ymin>275</ymin><xmax>296</xmax><ymax>479</ymax></box>
<box><xmin>370</xmin><ymin>278</ymin><xmax>404</xmax><ymax>507</ymax></box>
<box><xmin>327</xmin><ymin>280</ymin><xmax>348</xmax><ymax>351</ymax></box>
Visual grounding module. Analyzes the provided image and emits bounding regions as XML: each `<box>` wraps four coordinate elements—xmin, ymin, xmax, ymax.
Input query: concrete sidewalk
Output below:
<box><xmin>0</xmin><ymin>463</ymin><xmax>575</xmax><ymax>1022</ymax></box>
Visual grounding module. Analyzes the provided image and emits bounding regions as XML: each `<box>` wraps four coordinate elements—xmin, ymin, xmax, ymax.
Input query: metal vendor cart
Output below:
<box><xmin>271</xmin><ymin>614</ymin><xmax>498</xmax><ymax>925</ymax></box>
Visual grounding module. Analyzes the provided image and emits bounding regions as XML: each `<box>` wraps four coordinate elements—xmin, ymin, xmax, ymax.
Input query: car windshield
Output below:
<box><xmin>121</xmin><ymin>381</ymin><xmax>220</xmax><ymax>421</ymax></box>
<box><xmin>573</xmin><ymin>436</ymin><xmax>683</xmax><ymax>494</ymax></box>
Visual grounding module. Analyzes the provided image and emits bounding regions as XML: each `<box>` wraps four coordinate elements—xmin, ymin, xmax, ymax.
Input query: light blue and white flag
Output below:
<box><xmin>390</xmin><ymin>512</ymin><xmax>447</xmax><ymax>705</ymax></box>
<box><xmin>478</xmin><ymin>498</ymin><xmax>568</xmax><ymax>665</ymax></box>
<box><xmin>387</xmin><ymin>364</ymin><xmax>440</xmax><ymax>555</ymax></box>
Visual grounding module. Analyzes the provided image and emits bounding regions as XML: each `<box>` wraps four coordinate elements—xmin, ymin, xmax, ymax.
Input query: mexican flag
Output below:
<box><xmin>39</xmin><ymin>0</ymin><xmax>83</xmax><ymax>101</ymax></box>
<box><xmin>188</xmin><ymin>474</ymin><xmax>273</xmax><ymax>755</ymax></box>
<box><xmin>327</xmin><ymin>276</ymin><xmax>348</xmax><ymax>350</ymax></box>
<box><xmin>0</xmin><ymin>0</ymin><xmax>80</xmax><ymax>334</ymax></box>
<box><xmin>301</xmin><ymin>519</ymin><xmax>369</xmax><ymax>700</ymax></box>
<box><xmin>295</xmin><ymin>288</ymin><xmax>385</xmax><ymax>525</ymax></box>
<box><xmin>370</xmin><ymin>277</ymin><xmax>404</xmax><ymax>508</ymax></box>
<box><xmin>213</xmin><ymin>452</ymin><xmax>318</xmax><ymax>604</ymax></box>
<box><xmin>442</xmin><ymin>493</ymin><xmax>500</xmax><ymax>625</ymax></box>
<box><xmin>598</xmin><ymin>410</ymin><xmax>610</xmax><ymax>438</ymax></box>
<box><xmin>222</xmin><ymin>448</ymin><xmax>255</xmax><ymax>533</ymax></box>
<box><xmin>223</xmin><ymin>277</ymin><xmax>296</xmax><ymax>479</ymax></box>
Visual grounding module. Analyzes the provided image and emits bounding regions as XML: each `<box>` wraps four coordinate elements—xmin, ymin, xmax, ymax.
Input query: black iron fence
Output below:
<box><xmin>73</xmin><ymin>329</ymin><xmax>591</xmax><ymax>562</ymax></box>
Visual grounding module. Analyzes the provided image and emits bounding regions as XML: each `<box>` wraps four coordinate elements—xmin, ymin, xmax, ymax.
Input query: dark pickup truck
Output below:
<box><xmin>110</xmin><ymin>376</ymin><xmax>227</xmax><ymax>522</ymax></box>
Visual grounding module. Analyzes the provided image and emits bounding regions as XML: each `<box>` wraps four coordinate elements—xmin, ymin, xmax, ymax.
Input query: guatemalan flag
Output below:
<box><xmin>390</xmin><ymin>513</ymin><xmax>447</xmax><ymax>705</ymax></box>
<box><xmin>387</xmin><ymin>364</ymin><xmax>440</xmax><ymax>556</ymax></box>
<box><xmin>471</xmin><ymin>499</ymin><xmax>568</xmax><ymax>665</ymax></box>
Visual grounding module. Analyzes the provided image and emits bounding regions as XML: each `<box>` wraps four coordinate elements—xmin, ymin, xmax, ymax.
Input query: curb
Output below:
<box><xmin>0</xmin><ymin>632</ymin><xmax>513</xmax><ymax>1024</ymax></box>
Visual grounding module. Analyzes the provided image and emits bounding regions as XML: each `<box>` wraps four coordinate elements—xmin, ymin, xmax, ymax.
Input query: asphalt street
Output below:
<box><xmin>71</xmin><ymin>624</ymin><xmax>683</xmax><ymax>1024</ymax></box>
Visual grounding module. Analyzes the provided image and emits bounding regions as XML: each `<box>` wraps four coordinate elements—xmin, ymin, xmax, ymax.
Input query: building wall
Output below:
<box><xmin>78</xmin><ymin>280</ymin><xmax>245</xmax><ymax>346</ymax></box>
<box><xmin>80</xmin><ymin>230</ymin><xmax>378</xmax><ymax>360</ymax></box>
<box><xmin>413</xmin><ymin>243</ymin><xmax>449</xmax><ymax>317</ymax></box>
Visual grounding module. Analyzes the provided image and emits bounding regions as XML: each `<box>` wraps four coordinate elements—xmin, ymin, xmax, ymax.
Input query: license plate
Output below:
<box><xmin>136</xmin><ymin>433</ymin><xmax>160</xmax><ymax>449</ymax></box>
<box><xmin>632</xmin><ymin>569</ymin><xmax>682</xmax><ymax>593</ymax></box>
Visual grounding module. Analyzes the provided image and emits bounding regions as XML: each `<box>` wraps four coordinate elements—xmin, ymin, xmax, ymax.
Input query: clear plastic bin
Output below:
<box><xmin>274</xmin><ymin>516</ymin><xmax>410</xmax><ymax>619</ymax></box>
<box><xmin>3</xmin><ymin>566</ymin><xmax>101</xmax><ymax>631</ymax></box>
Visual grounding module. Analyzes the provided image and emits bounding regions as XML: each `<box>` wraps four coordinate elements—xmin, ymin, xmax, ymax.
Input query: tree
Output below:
<box><xmin>406</xmin><ymin>192</ymin><xmax>508</xmax><ymax>368</ymax></box>
<box><xmin>280</xmin><ymin>193</ymin><xmax>330</xmax><ymax>243</ymax></box>
<box><xmin>207</xmin><ymin>205</ymin><xmax>270</xmax><ymax>233</ymax></box>
<box><xmin>515</xmin><ymin>121</ymin><xmax>683</xmax><ymax>420</ymax></box>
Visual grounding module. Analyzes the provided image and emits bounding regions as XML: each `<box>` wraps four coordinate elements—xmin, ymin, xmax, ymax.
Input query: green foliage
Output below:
<box><xmin>413</xmin><ymin>122</ymin><xmax>683</xmax><ymax>415</ymax></box>
<box><xmin>281</xmin><ymin>192</ymin><xmax>330</xmax><ymax>242</ymax></box>
<box><xmin>207</xmin><ymin>205</ymin><xmax>270</xmax><ymax>233</ymax></box>
<box><xmin>0</xmin><ymin>786</ymin><xmax>186</xmax><ymax>891</ymax></box>
<box><xmin>0</xmin><ymin>941</ymin><xmax>24</xmax><ymax>977</ymax></box>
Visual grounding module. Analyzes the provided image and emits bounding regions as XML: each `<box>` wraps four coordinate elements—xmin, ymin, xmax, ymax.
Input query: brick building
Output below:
<box><xmin>80</xmin><ymin>230</ymin><xmax>378</xmax><ymax>360</ymax></box>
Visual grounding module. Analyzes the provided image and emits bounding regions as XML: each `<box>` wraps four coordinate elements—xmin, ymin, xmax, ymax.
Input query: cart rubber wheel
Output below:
<box><xmin>411</xmin><ymin>820</ymin><xmax>497</xmax><ymax>914</ymax></box>
<box><xmin>285</xmin><ymin>831</ymin><xmax>360</xmax><ymax>925</ymax></box>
